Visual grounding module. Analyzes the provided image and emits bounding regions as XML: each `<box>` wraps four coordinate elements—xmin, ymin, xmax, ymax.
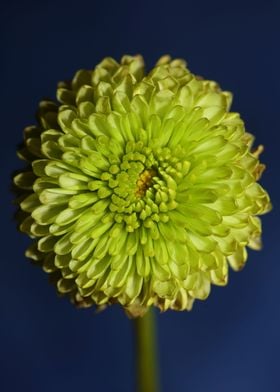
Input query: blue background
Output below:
<box><xmin>1</xmin><ymin>0</ymin><xmax>279</xmax><ymax>391</ymax></box>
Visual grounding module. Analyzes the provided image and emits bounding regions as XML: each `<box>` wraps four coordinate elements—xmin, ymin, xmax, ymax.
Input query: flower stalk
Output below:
<box><xmin>135</xmin><ymin>309</ymin><xmax>159</xmax><ymax>392</ymax></box>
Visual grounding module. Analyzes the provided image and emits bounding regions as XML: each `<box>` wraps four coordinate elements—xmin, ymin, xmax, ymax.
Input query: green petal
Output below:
<box><xmin>32</xmin><ymin>204</ymin><xmax>62</xmax><ymax>225</ymax></box>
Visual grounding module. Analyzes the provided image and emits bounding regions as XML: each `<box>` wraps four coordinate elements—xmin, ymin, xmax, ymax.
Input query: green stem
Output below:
<box><xmin>135</xmin><ymin>309</ymin><xmax>159</xmax><ymax>392</ymax></box>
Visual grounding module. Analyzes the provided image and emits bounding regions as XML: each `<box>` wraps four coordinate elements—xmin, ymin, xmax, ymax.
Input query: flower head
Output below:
<box><xmin>14</xmin><ymin>55</ymin><xmax>271</xmax><ymax>317</ymax></box>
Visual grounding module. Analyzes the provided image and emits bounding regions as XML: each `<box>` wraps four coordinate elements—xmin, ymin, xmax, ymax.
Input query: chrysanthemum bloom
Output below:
<box><xmin>14</xmin><ymin>55</ymin><xmax>271</xmax><ymax>317</ymax></box>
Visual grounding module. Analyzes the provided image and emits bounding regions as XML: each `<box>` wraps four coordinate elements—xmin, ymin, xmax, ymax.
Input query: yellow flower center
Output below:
<box><xmin>135</xmin><ymin>168</ymin><xmax>157</xmax><ymax>198</ymax></box>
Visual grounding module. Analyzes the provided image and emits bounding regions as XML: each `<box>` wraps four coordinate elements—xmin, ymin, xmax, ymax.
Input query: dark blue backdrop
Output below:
<box><xmin>1</xmin><ymin>0</ymin><xmax>279</xmax><ymax>391</ymax></box>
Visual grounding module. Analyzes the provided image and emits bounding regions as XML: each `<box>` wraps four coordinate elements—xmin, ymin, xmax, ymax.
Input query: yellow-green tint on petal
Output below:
<box><xmin>13</xmin><ymin>54</ymin><xmax>272</xmax><ymax>316</ymax></box>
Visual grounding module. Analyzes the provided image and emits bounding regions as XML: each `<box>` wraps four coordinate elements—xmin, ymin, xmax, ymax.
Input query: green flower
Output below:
<box><xmin>14</xmin><ymin>55</ymin><xmax>271</xmax><ymax>317</ymax></box>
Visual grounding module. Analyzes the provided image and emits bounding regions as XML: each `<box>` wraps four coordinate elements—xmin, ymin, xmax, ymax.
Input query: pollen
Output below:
<box><xmin>135</xmin><ymin>168</ymin><xmax>157</xmax><ymax>198</ymax></box>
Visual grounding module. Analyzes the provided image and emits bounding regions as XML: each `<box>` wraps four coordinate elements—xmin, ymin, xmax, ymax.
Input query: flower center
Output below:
<box><xmin>135</xmin><ymin>168</ymin><xmax>157</xmax><ymax>198</ymax></box>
